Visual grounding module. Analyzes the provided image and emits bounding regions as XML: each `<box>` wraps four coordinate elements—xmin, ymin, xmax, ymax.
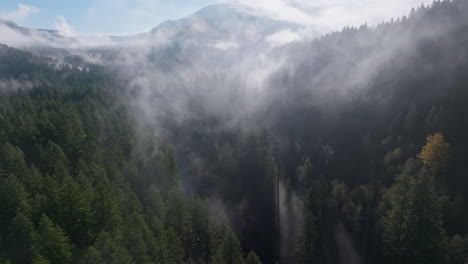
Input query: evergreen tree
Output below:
<box><xmin>91</xmin><ymin>231</ymin><xmax>134</xmax><ymax>264</ymax></box>
<box><xmin>382</xmin><ymin>158</ymin><xmax>446</xmax><ymax>264</ymax></box>
<box><xmin>40</xmin><ymin>141</ymin><xmax>70</xmax><ymax>180</ymax></box>
<box><xmin>187</xmin><ymin>195</ymin><xmax>211</xmax><ymax>263</ymax></box>
<box><xmin>56</xmin><ymin>175</ymin><xmax>94</xmax><ymax>246</ymax></box>
<box><xmin>7</xmin><ymin>212</ymin><xmax>38</xmax><ymax>264</ymax></box>
<box><xmin>159</xmin><ymin>227</ymin><xmax>184</xmax><ymax>264</ymax></box>
<box><xmin>0</xmin><ymin>142</ymin><xmax>29</xmax><ymax>179</ymax></box>
<box><xmin>37</xmin><ymin>214</ymin><xmax>73</xmax><ymax>264</ymax></box>
<box><xmin>296</xmin><ymin>191</ymin><xmax>318</xmax><ymax>264</ymax></box>
<box><xmin>245</xmin><ymin>251</ymin><xmax>262</xmax><ymax>264</ymax></box>
<box><xmin>121</xmin><ymin>212</ymin><xmax>158</xmax><ymax>263</ymax></box>
<box><xmin>165</xmin><ymin>186</ymin><xmax>187</xmax><ymax>238</ymax></box>
<box><xmin>144</xmin><ymin>184</ymin><xmax>166</xmax><ymax>219</ymax></box>
<box><xmin>32</xmin><ymin>255</ymin><xmax>51</xmax><ymax>264</ymax></box>
<box><xmin>447</xmin><ymin>234</ymin><xmax>468</xmax><ymax>264</ymax></box>
<box><xmin>0</xmin><ymin>175</ymin><xmax>31</xmax><ymax>234</ymax></box>
<box><xmin>212</xmin><ymin>230</ymin><xmax>244</xmax><ymax>264</ymax></box>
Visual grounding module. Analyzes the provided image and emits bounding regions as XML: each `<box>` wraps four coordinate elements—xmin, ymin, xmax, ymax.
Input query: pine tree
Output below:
<box><xmin>92</xmin><ymin>231</ymin><xmax>134</xmax><ymax>264</ymax></box>
<box><xmin>57</xmin><ymin>175</ymin><xmax>94</xmax><ymax>246</ymax></box>
<box><xmin>40</xmin><ymin>141</ymin><xmax>70</xmax><ymax>180</ymax></box>
<box><xmin>37</xmin><ymin>214</ymin><xmax>73</xmax><ymax>264</ymax></box>
<box><xmin>122</xmin><ymin>213</ymin><xmax>158</xmax><ymax>263</ymax></box>
<box><xmin>187</xmin><ymin>195</ymin><xmax>211</xmax><ymax>263</ymax></box>
<box><xmin>405</xmin><ymin>170</ymin><xmax>445</xmax><ymax>264</ymax></box>
<box><xmin>145</xmin><ymin>184</ymin><xmax>166</xmax><ymax>219</ymax></box>
<box><xmin>0</xmin><ymin>142</ymin><xmax>29</xmax><ymax>179</ymax></box>
<box><xmin>447</xmin><ymin>234</ymin><xmax>468</xmax><ymax>264</ymax></box>
<box><xmin>162</xmin><ymin>146</ymin><xmax>180</xmax><ymax>188</ymax></box>
<box><xmin>165</xmin><ymin>186</ymin><xmax>186</xmax><ymax>238</ymax></box>
<box><xmin>212</xmin><ymin>230</ymin><xmax>244</xmax><ymax>264</ymax></box>
<box><xmin>93</xmin><ymin>183</ymin><xmax>121</xmax><ymax>233</ymax></box>
<box><xmin>7</xmin><ymin>212</ymin><xmax>38</xmax><ymax>263</ymax></box>
<box><xmin>382</xmin><ymin>158</ymin><xmax>446</xmax><ymax>264</ymax></box>
<box><xmin>245</xmin><ymin>251</ymin><xmax>262</xmax><ymax>264</ymax></box>
<box><xmin>382</xmin><ymin>159</ymin><xmax>417</xmax><ymax>263</ymax></box>
<box><xmin>297</xmin><ymin>191</ymin><xmax>318</xmax><ymax>264</ymax></box>
<box><xmin>159</xmin><ymin>227</ymin><xmax>184</xmax><ymax>264</ymax></box>
<box><xmin>0</xmin><ymin>175</ymin><xmax>31</xmax><ymax>234</ymax></box>
<box><xmin>32</xmin><ymin>255</ymin><xmax>50</xmax><ymax>264</ymax></box>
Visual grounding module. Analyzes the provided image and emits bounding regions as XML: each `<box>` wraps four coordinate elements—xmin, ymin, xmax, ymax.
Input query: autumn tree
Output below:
<box><xmin>417</xmin><ymin>132</ymin><xmax>451</xmax><ymax>178</ymax></box>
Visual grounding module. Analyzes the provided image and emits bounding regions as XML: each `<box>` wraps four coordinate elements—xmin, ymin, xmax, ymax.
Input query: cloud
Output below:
<box><xmin>210</xmin><ymin>41</ymin><xmax>239</xmax><ymax>50</ymax></box>
<box><xmin>267</xmin><ymin>29</ymin><xmax>302</xmax><ymax>47</ymax></box>
<box><xmin>233</xmin><ymin>0</ymin><xmax>315</xmax><ymax>25</ymax></box>
<box><xmin>0</xmin><ymin>78</ymin><xmax>33</xmax><ymax>92</ymax></box>
<box><xmin>0</xmin><ymin>3</ymin><xmax>40</xmax><ymax>22</ymax></box>
<box><xmin>55</xmin><ymin>16</ymin><xmax>76</xmax><ymax>36</ymax></box>
<box><xmin>234</xmin><ymin>0</ymin><xmax>434</xmax><ymax>32</ymax></box>
<box><xmin>83</xmin><ymin>0</ymin><xmax>214</xmax><ymax>35</ymax></box>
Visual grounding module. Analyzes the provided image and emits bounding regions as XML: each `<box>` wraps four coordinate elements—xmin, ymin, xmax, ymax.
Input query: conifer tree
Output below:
<box><xmin>212</xmin><ymin>230</ymin><xmax>244</xmax><ymax>264</ymax></box>
<box><xmin>245</xmin><ymin>251</ymin><xmax>262</xmax><ymax>264</ymax></box>
<box><xmin>37</xmin><ymin>214</ymin><xmax>73</xmax><ymax>264</ymax></box>
<box><xmin>7</xmin><ymin>212</ymin><xmax>38</xmax><ymax>263</ymax></box>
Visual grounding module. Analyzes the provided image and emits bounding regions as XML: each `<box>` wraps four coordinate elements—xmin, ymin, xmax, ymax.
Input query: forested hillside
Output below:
<box><xmin>0</xmin><ymin>45</ymin><xmax>261</xmax><ymax>264</ymax></box>
<box><xmin>1</xmin><ymin>0</ymin><xmax>468</xmax><ymax>264</ymax></box>
<box><xmin>152</xmin><ymin>1</ymin><xmax>468</xmax><ymax>263</ymax></box>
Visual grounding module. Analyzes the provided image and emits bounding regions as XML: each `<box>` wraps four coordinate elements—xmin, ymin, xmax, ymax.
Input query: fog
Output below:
<box><xmin>0</xmin><ymin>1</ymin><xmax>459</xmax><ymax>263</ymax></box>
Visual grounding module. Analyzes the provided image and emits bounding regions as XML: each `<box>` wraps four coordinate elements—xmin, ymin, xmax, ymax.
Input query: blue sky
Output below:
<box><xmin>0</xmin><ymin>0</ymin><xmax>435</xmax><ymax>36</ymax></box>
<box><xmin>0</xmin><ymin>0</ymin><xmax>224</xmax><ymax>35</ymax></box>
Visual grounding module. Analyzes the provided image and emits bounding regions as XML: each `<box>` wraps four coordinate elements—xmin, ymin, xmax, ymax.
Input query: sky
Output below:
<box><xmin>0</xmin><ymin>0</ymin><xmax>434</xmax><ymax>36</ymax></box>
<box><xmin>0</xmin><ymin>0</ymin><xmax>224</xmax><ymax>35</ymax></box>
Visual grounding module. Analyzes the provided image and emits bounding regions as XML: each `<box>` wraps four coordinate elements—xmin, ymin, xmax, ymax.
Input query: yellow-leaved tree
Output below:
<box><xmin>417</xmin><ymin>132</ymin><xmax>451</xmax><ymax>177</ymax></box>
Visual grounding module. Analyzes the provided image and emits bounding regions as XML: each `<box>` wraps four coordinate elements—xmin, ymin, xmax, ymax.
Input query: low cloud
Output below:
<box><xmin>0</xmin><ymin>79</ymin><xmax>34</xmax><ymax>92</ymax></box>
<box><xmin>235</xmin><ymin>0</ymin><xmax>434</xmax><ymax>33</ymax></box>
<box><xmin>267</xmin><ymin>29</ymin><xmax>302</xmax><ymax>47</ymax></box>
<box><xmin>210</xmin><ymin>41</ymin><xmax>239</xmax><ymax>50</ymax></box>
<box><xmin>0</xmin><ymin>3</ymin><xmax>40</xmax><ymax>23</ymax></box>
<box><xmin>55</xmin><ymin>16</ymin><xmax>76</xmax><ymax>36</ymax></box>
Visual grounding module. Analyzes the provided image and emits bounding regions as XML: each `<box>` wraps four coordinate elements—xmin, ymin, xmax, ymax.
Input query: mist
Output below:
<box><xmin>1</xmin><ymin>0</ymin><xmax>467</xmax><ymax>263</ymax></box>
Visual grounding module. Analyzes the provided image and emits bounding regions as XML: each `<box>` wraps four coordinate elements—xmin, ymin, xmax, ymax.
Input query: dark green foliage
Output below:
<box><xmin>165</xmin><ymin>186</ymin><xmax>187</xmax><ymax>238</ymax></box>
<box><xmin>0</xmin><ymin>175</ymin><xmax>31</xmax><ymax>234</ymax></box>
<box><xmin>447</xmin><ymin>234</ymin><xmax>468</xmax><ymax>264</ymax></box>
<box><xmin>37</xmin><ymin>214</ymin><xmax>72</xmax><ymax>264</ymax></box>
<box><xmin>296</xmin><ymin>207</ymin><xmax>318</xmax><ymax>264</ymax></box>
<box><xmin>159</xmin><ymin>227</ymin><xmax>184</xmax><ymax>264</ymax></box>
<box><xmin>0</xmin><ymin>45</ymin><xmax>244</xmax><ymax>264</ymax></box>
<box><xmin>144</xmin><ymin>185</ymin><xmax>166</xmax><ymax>219</ymax></box>
<box><xmin>6</xmin><ymin>212</ymin><xmax>37</xmax><ymax>263</ymax></box>
<box><xmin>87</xmin><ymin>232</ymin><xmax>134</xmax><ymax>264</ymax></box>
<box><xmin>382</xmin><ymin>159</ymin><xmax>446</xmax><ymax>264</ymax></box>
<box><xmin>2</xmin><ymin>1</ymin><xmax>468</xmax><ymax>263</ymax></box>
<box><xmin>213</xmin><ymin>230</ymin><xmax>245</xmax><ymax>264</ymax></box>
<box><xmin>245</xmin><ymin>251</ymin><xmax>262</xmax><ymax>264</ymax></box>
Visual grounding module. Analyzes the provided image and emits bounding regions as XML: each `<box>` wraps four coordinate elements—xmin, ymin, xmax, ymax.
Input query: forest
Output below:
<box><xmin>0</xmin><ymin>45</ymin><xmax>261</xmax><ymax>264</ymax></box>
<box><xmin>0</xmin><ymin>0</ymin><xmax>468</xmax><ymax>264</ymax></box>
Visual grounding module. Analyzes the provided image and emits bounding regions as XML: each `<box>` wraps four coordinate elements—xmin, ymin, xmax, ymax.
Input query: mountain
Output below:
<box><xmin>145</xmin><ymin>3</ymin><xmax>302</xmax><ymax>50</ymax></box>
<box><xmin>0</xmin><ymin>18</ymin><xmax>79</xmax><ymax>47</ymax></box>
<box><xmin>0</xmin><ymin>3</ymin><xmax>303</xmax><ymax>50</ymax></box>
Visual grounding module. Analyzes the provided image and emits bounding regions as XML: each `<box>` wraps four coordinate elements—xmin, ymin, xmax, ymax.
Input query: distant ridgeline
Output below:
<box><xmin>0</xmin><ymin>44</ymin><xmax>261</xmax><ymax>264</ymax></box>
